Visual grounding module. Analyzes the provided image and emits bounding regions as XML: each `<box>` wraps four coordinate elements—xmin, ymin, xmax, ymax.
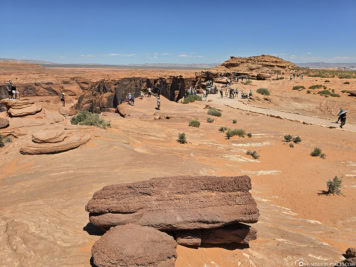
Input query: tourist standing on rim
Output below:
<box><xmin>156</xmin><ymin>92</ymin><xmax>161</xmax><ymax>110</ymax></box>
<box><xmin>61</xmin><ymin>92</ymin><xmax>65</xmax><ymax>107</ymax></box>
<box><xmin>7</xmin><ymin>80</ymin><xmax>13</xmax><ymax>99</ymax></box>
<box><xmin>337</xmin><ymin>108</ymin><xmax>348</xmax><ymax>128</ymax></box>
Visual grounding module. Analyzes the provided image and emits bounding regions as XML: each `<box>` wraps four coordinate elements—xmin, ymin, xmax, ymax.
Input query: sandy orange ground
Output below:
<box><xmin>0</xmin><ymin>66</ymin><xmax>355</xmax><ymax>266</ymax></box>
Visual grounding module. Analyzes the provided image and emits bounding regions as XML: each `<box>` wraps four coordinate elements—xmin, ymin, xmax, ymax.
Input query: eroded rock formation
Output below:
<box><xmin>0</xmin><ymin>117</ymin><xmax>9</xmax><ymax>129</ymax></box>
<box><xmin>86</xmin><ymin>176</ymin><xmax>259</xmax><ymax>266</ymax></box>
<box><xmin>86</xmin><ymin>175</ymin><xmax>259</xmax><ymax>230</ymax></box>
<box><xmin>0</xmin><ymin>99</ymin><xmax>42</xmax><ymax>117</ymax></box>
<box><xmin>20</xmin><ymin>130</ymin><xmax>90</xmax><ymax>155</ymax></box>
<box><xmin>92</xmin><ymin>224</ymin><xmax>177</xmax><ymax>267</ymax></box>
<box><xmin>75</xmin><ymin>76</ymin><xmax>196</xmax><ymax>113</ymax></box>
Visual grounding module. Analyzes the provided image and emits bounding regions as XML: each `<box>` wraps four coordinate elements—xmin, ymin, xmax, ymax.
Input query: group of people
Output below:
<box><xmin>127</xmin><ymin>87</ymin><xmax>160</xmax><ymax>110</ymax></box>
<box><xmin>290</xmin><ymin>73</ymin><xmax>304</xmax><ymax>80</ymax></box>
<box><xmin>7</xmin><ymin>80</ymin><xmax>19</xmax><ymax>100</ymax></box>
<box><xmin>219</xmin><ymin>87</ymin><xmax>252</xmax><ymax>99</ymax></box>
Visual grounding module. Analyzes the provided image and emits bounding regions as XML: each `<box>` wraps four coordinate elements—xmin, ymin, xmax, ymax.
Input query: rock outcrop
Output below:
<box><xmin>205</xmin><ymin>55</ymin><xmax>298</xmax><ymax>80</ymax></box>
<box><xmin>20</xmin><ymin>131</ymin><xmax>90</xmax><ymax>155</ymax></box>
<box><xmin>91</xmin><ymin>224</ymin><xmax>177</xmax><ymax>267</ymax></box>
<box><xmin>86</xmin><ymin>176</ymin><xmax>259</xmax><ymax>265</ymax></box>
<box><xmin>336</xmin><ymin>248</ymin><xmax>356</xmax><ymax>266</ymax></box>
<box><xmin>75</xmin><ymin>77</ymin><xmax>196</xmax><ymax>113</ymax></box>
<box><xmin>86</xmin><ymin>176</ymin><xmax>259</xmax><ymax>231</ymax></box>
<box><xmin>348</xmin><ymin>90</ymin><xmax>356</xmax><ymax>97</ymax></box>
<box><xmin>32</xmin><ymin>128</ymin><xmax>66</xmax><ymax>143</ymax></box>
<box><xmin>0</xmin><ymin>99</ymin><xmax>42</xmax><ymax>117</ymax></box>
<box><xmin>0</xmin><ymin>117</ymin><xmax>9</xmax><ymax>129</ymax></box>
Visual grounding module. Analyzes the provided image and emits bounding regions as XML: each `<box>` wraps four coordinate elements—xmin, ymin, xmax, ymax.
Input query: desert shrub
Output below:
<box><xmin>256</xmin><ymin>88</ymin><xmax>270</xmax><ymax>96</ymax></box>
<box><xmin>226</xmin><ymin>128</ymin><xmax>245</xmax><ymax>139</ymax></box>
<box><xmin>71</xmin><ymin>111</ymin><xmax>111</xmax><ymax>129</ymax></box>
<box><xmin>219</xmin><ymin>127</ymin><xmax>228</xmax><ymax>132</ymax></box>
<box><xmin>5</xmin><ymin>137</ymin><xmax>12</xmax><ymax>143</ymax></box>
<box><xmin>339</xmin><ymin>75</ymin><xmax>352</xmax><ymax>79</ymax></box>
<box><xmin>293</xmin><ymin>136</ymin><xmax>302</xmax><ymax>144</ymax></box>
<box><xmin>326</xmin><ymin>176</ymin><xmax>342</xmax><ymax>195</ymax></box>
<box><xmin>189</xmin><ymin>120</ymin><xmax>200</xmax><ymax>128</ymax></box>
<box><xmin>305</xmin><ymin>69</ymin><xmax>356</xmax><ymax>79</ymax></box>
<box><xmin>317</xmin><ymin>90</ymin><xmax>340</xmax><ymax>97</ymax></box>
<box><xmin>247</xmin><ymin>133</ymin><xmax>252</xmax><ymax>138</ymax></box>
<box><xmin>293</xmin><ymin>86</ymin><xmax>305</xmax><ymax>91</ymax></box>
<box><xmin>207</xmin><ymin>117</ymin><xmax>214</xmax><ymax>123</ymax></box>
<box><xmin>0</xmin><ymin>135</ymin><xmax>4</xmax><ymax>148</ymax></box>
<box><xmin>311</xmin><ymin>147</ymin><xmax>326</xmax><ymax>158</ymax></box>
<box><xmin>233</xmin><ymin>120</ymin><xmax>237</xmax><ymax>124</ymax></box>
<box><xmin>208</xmin><ymin>108</ymin><xmax>222</xmax><ymax>117</ymax></box>
<box><xmin>309</xmin><ymin>84</ymin><xmax>326</xmax><ymax>90</ymax></box>
<box><xmin>289</xmin><ymin>143</ymin><xmax>294</xmax><ymax>148</ymax></box>
<box><xmin>341</xmin><ymin>90</ymin><xmax>350</xmax><ymax>94</ymax></box>
<box><xmin>183</xmin><ymin>95</ymin><xmax>202</xmax><ymax>104</ymax></box>
<box><xmin>344</xmin><ymin>81</ymin><xmax>350</xmax><ymax>84</ymax></box>
<box><xmin>307</xmin><ymin>90</ymin><xmax>311</xmax><ymax>94</ymax></box>
<box><xmin>284</xmin><ymin>135</ymin><xmax>293</xmax><ymax>142</ymax></box>
<box><xmin>177</xmin><ymin>133</ymin><xmax>187</xmax><ymax>144</ymax></box>
<box><xmin>325</xmin><ymin>80</ymin><xmax>330</xmax><ymax>83</ymax></box>
<box><xmin>243</xmin><ymin>80</ymin><xmax>252</xmax><ymax>85</ymax></box>
<box><xmin>246</xmin><ymin>150</ymin><xmax>260</xmax><ymax>159</ymax></box>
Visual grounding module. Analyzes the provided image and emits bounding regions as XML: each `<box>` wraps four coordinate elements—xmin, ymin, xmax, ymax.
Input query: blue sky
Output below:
<box><xmin>1</xmin><ymin>0</ymin><xmax>355</xmax><ymax>64</ymax></box>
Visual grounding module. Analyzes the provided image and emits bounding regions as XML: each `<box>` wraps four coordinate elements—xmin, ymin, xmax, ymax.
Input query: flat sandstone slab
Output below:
<box><xmin>86</xmin><ymin>176</ymin><xmax>259</xmax><ymax>230</ymax></box>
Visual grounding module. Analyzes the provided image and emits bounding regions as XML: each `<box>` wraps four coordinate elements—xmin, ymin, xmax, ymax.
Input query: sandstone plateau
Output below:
<box><xmin>0</xmin><ymin>62</ymin><xmax>356</xmax><ymax>267</ymax></box>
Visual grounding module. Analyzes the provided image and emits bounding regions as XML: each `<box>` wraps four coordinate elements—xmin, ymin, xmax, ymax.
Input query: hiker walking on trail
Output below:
<box><xmin>249</xmin><ymin>89</ymin><xmax>253</xmax><ymax>97</ymax></box>
<box><xmin>61</xmin><ymin>92</ymin><xmax>65</xmax><ymax>107</ymax></box>
<box><xmin>128</xmin><ymin>93</ymin><xmax>134</xmax><ymax>105</ymax></box>
<box><xmin>235</xmin><ymin>88</ymin><xmax>239</xmax><ymax>98</ymax></box>
<box><xmin>219</xmin><ymin>88</ymin><xmax>223</xmax><ymax>98</ymax></box>
<box><xmin>337</xmin><ymin>108</ymin><xmax>348</xmax><ymax>128</ymax></box>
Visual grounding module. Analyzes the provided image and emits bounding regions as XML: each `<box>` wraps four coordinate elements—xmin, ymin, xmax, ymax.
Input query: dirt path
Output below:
<box><xmin>208</xmin><ymin>94</ymin><xmax>356</xmax><ymax>133</ymax></box>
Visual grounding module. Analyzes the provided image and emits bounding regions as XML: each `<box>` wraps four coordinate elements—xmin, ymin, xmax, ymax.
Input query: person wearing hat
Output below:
<box><xmin>61</xmin><ymin>92</ymin><xmax>65</xmax><ymax>107</ymax></box>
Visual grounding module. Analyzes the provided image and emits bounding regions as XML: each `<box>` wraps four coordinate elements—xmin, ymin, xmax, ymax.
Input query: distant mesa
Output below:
<box><xmin>208</xmin><ymin>54</ymin><xmax>298</xmax><ymax>80</ymax></box>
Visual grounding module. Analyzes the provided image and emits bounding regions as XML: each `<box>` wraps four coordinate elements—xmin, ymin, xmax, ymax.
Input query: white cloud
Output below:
<box><xmin>178</xmin><ymin>53</ymin><xmax>203</xmax><ymax>58</ymax></box>
<box><xmin>80</xmin><ymin>54</ymin><xmax>96</xmax><ymax>58</ymax></box>
<box><xmin>106</xmin><ymin>53</ymin><xmax>136</xmax><ymax>57</ymax></box>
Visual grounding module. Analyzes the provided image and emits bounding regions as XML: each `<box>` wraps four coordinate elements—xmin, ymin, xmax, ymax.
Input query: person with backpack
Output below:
<box><xmin>156</xmin><ymin>93</ymin><xmax>161</xmax><ymax>110</ymax></box>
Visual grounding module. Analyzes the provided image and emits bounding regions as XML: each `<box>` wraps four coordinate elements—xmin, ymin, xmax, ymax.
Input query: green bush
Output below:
<box><xmin>289</xmin><ymin>143</ymin><xmax>294</xmax><ymax>148</ymax></box>
<box><xmin>326</xmin><ymin>176</ymin><xmax>342</xmax><ymax>195</ymax></box>
<box><xmin>293</xmin><ymin>136</ymin><xmax>302</xmax><ymax>144</ymax></box>
<box><xmin>293</xmin><ymin>86</ymin><xmax>305</xmax><ymax>91</ymax></box>
<box><xmin>71</xmin><ymin>111</ymin><xmax>111</xmax><ymax>129</ymax></box>
<box><xmin>309</xmin><ymin>84</ymin><xmax>326</xmax><ymax>90</ymax></box>
<box><xmin>247</xmin><ymin>133</ymin><xmax>252</xmax><ymax>138</ymax></box>
<box><xmin>307</xmin><ymin>90</ymin><xmax>311</xmax><ymax>94</ymax></box>
<box><xmin>317</xmin><ymin>90</ymin><xmax>340</xmax><ymax>97</ymax></box>
<box><xmin>246</xmin><ymin>150</ymin><xmax>260</xmax><ymax>159</ymax></box>
<box><xmin>325</xmin><ymin>80</ymin><xmax>330</xmax><ymax>83</ymax></box>
<box><xmin>226</xmin><ymin>128</ymin><xmax>245</xmax><ymax>139</ymax></box>
<box><xmin>219</xmin><ymin>127</ymin><xmax>228</xmax><ymax>132</ymax></box>
<box><xmin>284</xmin><ymin>135</ymin><xmax>293</xmax><ymax>142</ymax></box>
<box><xmin>341</xmin><ymin>90</ymin><xmax>350</xmax><ymax>94</ymax></box>
<box><xmin>311</xmin><ymin>147</ymin><xmax>326</xmax><ymax>158</ymax></box>
<box><xmin>208</xmin><ymin>108</ymin><xmax>222</xmax><ymax>117</ymax></box>
<box><xmin>256</xmin><ymin>88</ymin><xmax>270</xmax><ymax>96</ymax></box>
<box><xmin>232</xmin><ymin>120</ymin><xmax>237</xmax><ymax>124</ymax></box>
<box><xmin>183</xmin><ymin>95</ymin><xmax>202</xmax><ymax>104</ymax></box>
<box><xmin>243</xmin><ymin>80</ymin><xmax>252</xmax><ymax>85</ymax></box>
<box><xmin>207</xmin><ymin>117</ymin><xmax>214</xmax><ymax>123</ymax></box>
<box><xmin>344</xmin><ymin>81</ymin><xmax>350</xmax><ymax>84</ymax></box>
<box><xmin>189</xmin><ymin>120</ymin><xmax>200</xmax><ymax>128</ymax></box>
<box><xmin>177</xmin><ymin>133</ymin><xmax>187</xmax><ymax>144</ymax></box>
<box><xmin>0</xmin><ymin>135</ymin><xmax>4</xmax><ymax>148</ymax></box>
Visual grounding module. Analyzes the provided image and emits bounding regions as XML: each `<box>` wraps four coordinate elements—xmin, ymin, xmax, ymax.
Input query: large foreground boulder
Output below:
<box><xmin>86</xmin><ymin>176</ymin><xmax>259</xmax><ymax>231</ymax></box>
<box><xmin>0</xmin><ymin>118</ymin><xmax>9</xmax><ymax>129</ymax></box>
<box><xmin>20</xmin><ymin>133</ymin><xmax>90</xmax><ymax>155</ymax></box>
<box><xmin>92</xmin><ymin>224</ymin><xmax>177</xmax><ymax>267</ymax></box>
<box><xmin>9</xmin><ymin>103</ymin><xmax>42</xmax><ymax>117</ymax></box>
